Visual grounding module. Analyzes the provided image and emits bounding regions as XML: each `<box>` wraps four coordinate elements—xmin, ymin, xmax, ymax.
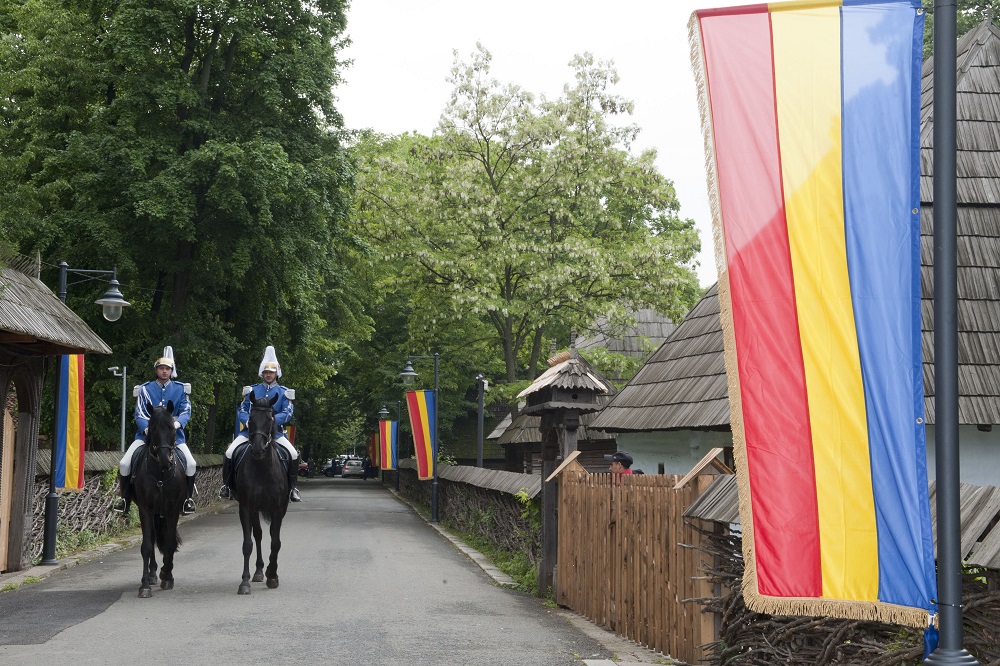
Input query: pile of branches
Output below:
<box><xmin>30</xmin><ymin>467</ymin><xmax>225</xmax><ymax>561</ymax></box>
<box><xmin>693</xmin><ymin>525</ymin><xmax>1000</xmax><ymax>665</ymax></box>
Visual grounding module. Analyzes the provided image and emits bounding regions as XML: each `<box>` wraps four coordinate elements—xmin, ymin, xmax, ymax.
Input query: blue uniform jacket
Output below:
<box><xmin>135</xmin><ymin>380</ymin><xmax>191</xmax><ymax>444</ymax></box>
<box><xmin>238</xmin><ymin>382</ymin><xmax>294</xmax><ymax>437</ymax></box>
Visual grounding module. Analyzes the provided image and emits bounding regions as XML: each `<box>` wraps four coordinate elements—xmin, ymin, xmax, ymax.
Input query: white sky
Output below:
<box><xmin>336</xmin><ymin>0</ymin><xmax>758</xmax><ymax>288</ymax></box>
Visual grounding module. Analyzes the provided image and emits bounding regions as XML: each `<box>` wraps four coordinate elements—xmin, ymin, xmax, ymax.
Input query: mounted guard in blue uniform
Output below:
<box><xmin>219</xmin><ymin>346</ymin><xmax>301</xmax><ymax>502</ymax></box>
<box><xmin>112</xmin><ymin>346</ymin><xmax>197</xmax><ymax>514</ymax></box>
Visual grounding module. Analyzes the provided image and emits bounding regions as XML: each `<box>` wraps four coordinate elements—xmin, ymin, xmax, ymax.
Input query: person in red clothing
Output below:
<box><xmin>605</xmin><ymin>451</ymin><xmax>634</xmax><ymax>475</ymax></box>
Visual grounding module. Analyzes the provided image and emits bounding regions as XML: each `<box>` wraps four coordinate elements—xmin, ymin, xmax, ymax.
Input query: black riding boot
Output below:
<box><xmin>182</xmin><ymin>474</ymin><xmax>196</xmax><ymax>515</ymax></box>
<box><xmin>219</xmin><ymin>457</ymin><xmax>233</xmax><ymax>499</ymax></box>
<box><xmin>288</xmin><ymin>458</ymin><xmax>301</xmax><ymax>502</ymax></box>
<box><xmin>112</xmin><ymin>473</ymin><xmax>131</xmax><ymax>514</ymax></box>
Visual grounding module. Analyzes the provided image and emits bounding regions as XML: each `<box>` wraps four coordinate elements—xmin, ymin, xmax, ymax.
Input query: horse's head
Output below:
<box><xmin>247</xmin><ymin>393</ymin><xmax>279</xmax><ymax>460</ymax></box>
<box><xmin>145</xmin><ymin>400</ymin><xmax>176</xmax><ymax>472</ymax></box>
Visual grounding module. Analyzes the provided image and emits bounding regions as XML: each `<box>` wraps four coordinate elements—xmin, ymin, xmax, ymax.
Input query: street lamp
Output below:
<box><xmin>42</xmin><ymin>263</ymin><xmax>131</xmax><ymax>565</ymax></box>
<box><xmin>108</xmin><ymin>366</ymin><xmax>127</xmax><ymax>453</ymax></box>
<box><xmin>400</xmin><ymin>353</ymin><xmax>439</xmax><ymax>522</ymax></box>
<box><xmin>475</xmin><ymin>373</ymin><xmax>487</xmax><ymax>468</ymax></box>
<box><xmin>379</xmin><ymin>402</ymin><xmax>403</xmax><ymax>491</ymax></box>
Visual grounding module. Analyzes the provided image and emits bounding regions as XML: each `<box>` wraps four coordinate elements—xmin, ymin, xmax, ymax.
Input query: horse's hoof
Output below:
<box><xmin>238</xmin><ymin>583</ymin><xmax>252</xmax><ymax>595</ymax></box>
<box><xmin>138</xmin><ymin>588</ymin><xmax>152</xmax><ymax>598</ymax></box>
<box><xmin>252</xmin><ymin>572</ymin><xmax>264</xmax><ymax>583</ymax></box>
<box><xmin>266</xmin><ymin>577</ymin><xmax>279</xmax><ymax>589</ymax></box>
<box><xmin>160</xmin><ymin>580</ymin><xmax>174</xmax><ymax>590</ymax></box>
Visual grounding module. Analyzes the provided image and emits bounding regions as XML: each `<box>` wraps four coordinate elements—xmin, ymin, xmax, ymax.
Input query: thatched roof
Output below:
<box><xmin>593</xmin><ymin>20</ymin><xmax>1000</xmax><ymax>432</ymax></box>
<box><xmin>0</xmin><ymin>253</ymin><xmax>112</xmax><ymax>356</ymax></box>
<box><xmin>496</xmin><ymin>395</ymin><xmax>617</xmax><ymax>446</ymax></box>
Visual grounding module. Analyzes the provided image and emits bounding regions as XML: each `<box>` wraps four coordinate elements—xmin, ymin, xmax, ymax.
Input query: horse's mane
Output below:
<box><xmin>146</xmin><ymin>403</ymin><xmax>176</xmax><ymax>447</ymax></box>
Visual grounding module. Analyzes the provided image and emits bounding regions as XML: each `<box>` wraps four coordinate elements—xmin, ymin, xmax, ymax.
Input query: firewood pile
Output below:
<box><xmin>691</xmin><ymin>525</ymin><xmax>1000</xmax><ymax>665</ymax></box>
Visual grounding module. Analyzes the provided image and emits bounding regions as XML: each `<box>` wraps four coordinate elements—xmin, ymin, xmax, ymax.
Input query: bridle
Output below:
<box><xmin>144</xmin><ymin>430</ymin><xmax>178</xmax><ymax>486</ymax></box>
<box><xmin>248</xmin><ymin>404</ymin><xmax>275</xmax><ymax>456</ymax></box>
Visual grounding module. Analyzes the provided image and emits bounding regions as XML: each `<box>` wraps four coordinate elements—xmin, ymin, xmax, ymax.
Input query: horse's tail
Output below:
<box><xmin>154</xmin><ymin>514</ymin><xmax>183</xmax><ymax>553</ymax></box>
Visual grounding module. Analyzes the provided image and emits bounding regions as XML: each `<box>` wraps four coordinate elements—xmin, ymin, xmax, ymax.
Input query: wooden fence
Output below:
<box><xmin>556</xmin><ymin>472</ymin><xmax>716</xmax><ymax>664</ymax></box>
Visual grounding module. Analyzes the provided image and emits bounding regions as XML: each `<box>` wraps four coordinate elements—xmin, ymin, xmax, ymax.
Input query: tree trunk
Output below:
<box><xmin>528</xmin><ymin>327</ymin><xmax>545</xmax><ymax>379</ymax></box>
<box><xmin>204</xmin><ymin>381</ymin><xmax>223</xmax><ymax>453</ymax></box>
<box><xmin>502</xmin><ymin>315</ymin><xmax>517</xmax><ymax>382</ymax></box>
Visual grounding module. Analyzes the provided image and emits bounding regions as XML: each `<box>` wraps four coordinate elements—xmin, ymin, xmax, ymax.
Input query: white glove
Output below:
<box><xmin>143</xmin><ymin>427</ymin><xmax>148</xmax><ymax>435</ymax></box>
<box><xmin>174</xmin><ymin>421</ymin><xmax>181</xmax><ymax>430</ymax></box>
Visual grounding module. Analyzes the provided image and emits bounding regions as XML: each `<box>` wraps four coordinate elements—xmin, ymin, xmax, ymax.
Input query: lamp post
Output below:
<box><xmin>475</xmin><ymin>373</ymin><xmax>487</xmax><ymax>468</ymax></box>
<box><xmin>400</xmin><ymin>353</ymin><xmax>439</xmax><ymax>522</ymax></box>
<box><xmin>108</xmin><ymin>366</ymin><xmax>127</xmax><ymax>453</ymax></box>
<box><xmin>42</xmin><ymin>262</ymin><xmax>130</xmax><ymax>565</ymax></box>
<box><xmin>380</xmin><ymin>401</ymin><xmax>403</xmax><ymax>491</ymax></box>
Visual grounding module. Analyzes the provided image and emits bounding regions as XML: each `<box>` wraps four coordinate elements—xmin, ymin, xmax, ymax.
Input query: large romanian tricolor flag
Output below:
<box><xmin>405</xmin><ymin>390</ymin><xmax>435</xmax><ymax>481</ymax></box>
<box><xmin>691</xmin><ymin>0</ymin><xmax>934</xmax><ymax>627</ymax></box>
<box><xmin>379</xmin><ymin>419</ymin><xmax>398</xmax><ymax>471</ymax></box>
<box><xmin>54</xmin><ymin>354</ymin><xmax>86</xmax><ymax>492</ymax></box>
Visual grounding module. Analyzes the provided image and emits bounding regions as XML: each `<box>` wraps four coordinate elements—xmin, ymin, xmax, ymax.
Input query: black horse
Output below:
<box><xmin>131</xmin><ymin>402</ymin><xmax>186</xmax><ymax>598</ymax></box>
<box><xmin>233</xmin><ymin>393</ymin><xmax>291</xmax><ymax>595</ymax></box>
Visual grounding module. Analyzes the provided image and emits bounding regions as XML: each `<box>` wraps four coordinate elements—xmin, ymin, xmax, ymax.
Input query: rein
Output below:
<box><xmin>144</xmin><ymin>437</ymin><xmax>179</xmax><ymax>488</ymax></box>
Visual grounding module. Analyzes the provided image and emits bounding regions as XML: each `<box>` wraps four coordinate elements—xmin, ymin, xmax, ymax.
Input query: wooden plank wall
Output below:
<box><xmin>556</xmin><ymin>473</ymin><xmax>714</xmax><ymax>664</ymax></box>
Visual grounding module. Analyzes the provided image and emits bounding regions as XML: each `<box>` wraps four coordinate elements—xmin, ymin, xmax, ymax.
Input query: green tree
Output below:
<box><xmin>922</xmin><ymin>1</ymin><xmax>999</xmax><ymax>57</ymax></box>
<box><xmin>354</xmin><ymin>46</ymin><xmax>700</xmax><ymax>383</ymax></box>
<box><xmin>0</xmin><ymin>0</ymin><xmax>367</xmax><ymax>451</ymax></box>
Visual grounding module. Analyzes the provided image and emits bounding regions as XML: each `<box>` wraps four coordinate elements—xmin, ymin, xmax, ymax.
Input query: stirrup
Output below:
<box><xmin>111</xmin><ymin>497</ymin><xmax>128</xmax><ymax>514</ymax></box>
<box><xmin>289</xmin><ymin>488</ymin><xmax>301</xmax><ymax>502</ymax></box>
<box><xmin>182</xmin><ymin>498</ymin><xmax>196</xmax><ymax>515</ymax></box>
<box><xmin>219</xmin><ymin>485</ymin><xmax>231</xmax><ymax>499</ymax></box>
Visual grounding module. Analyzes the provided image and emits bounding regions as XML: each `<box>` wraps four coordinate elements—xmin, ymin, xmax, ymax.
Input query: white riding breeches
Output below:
<box><xmin>120</xmin><ymin>439</ymin><xmax>196</xmax><ymax>476</ymax></box>
<box><xmin>225</xmin><ymin>434</ymin><xmax>297</xmax><ymax>460</ymax></box>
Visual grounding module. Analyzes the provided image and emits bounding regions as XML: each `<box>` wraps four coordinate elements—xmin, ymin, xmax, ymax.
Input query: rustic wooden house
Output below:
<box><xmin>592</xmin><ymin>20</ymin><xmax>1000</xmax><ymax>488</ymax></box>
<box><xmin>0</xmin><ymin>253</ymin><xmax>111</xmax><ymax>573</ymax></box>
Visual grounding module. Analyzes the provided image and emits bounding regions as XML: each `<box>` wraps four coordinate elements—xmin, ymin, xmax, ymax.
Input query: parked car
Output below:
<box><xmin>323</xmin><ymin>459</ymin><xmax>343</xmax><ymax>477</ymax></box>
<box><xmin>341</xmin><ymin>459</ymin><xmax>365</xmax><ymax>479</ymax></box>
<box><xmin>298</xmin><ymin>461</ymin><xmax>311</xmax><ymax>477</ymax></box>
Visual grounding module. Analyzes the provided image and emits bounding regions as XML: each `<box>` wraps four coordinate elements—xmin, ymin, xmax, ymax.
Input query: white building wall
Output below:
<box><xmin>616</xmin><ymin>430</ymin><xmax>733</xmax><ymax>475</ymax></box>
<box><xmin>926</xmin><ymin>424</ymin><xmax>1000</xmax><ymax>488</ymax></box>
<box><xmin>616</xmin><ymin>424</ymin><xmax>1000</xmax><ymax>487</ymax></box>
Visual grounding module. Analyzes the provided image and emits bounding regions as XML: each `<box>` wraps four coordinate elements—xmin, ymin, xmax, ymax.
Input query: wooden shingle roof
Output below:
<box><xmin>575</xmin><ymin>309</ymin><xmax>675</xmax><ymax>360</ymax></box>
<box><xmin>0</xmin><ymin>253</ymin><xmax>112</xmax><ymax>356</ymax></box>
<box><xmin>594</xmin><ymin>20</ymin><xmax>1000</xmax><ymax>432</ymax></box>
<box><xmin>590</xmin><ymin>285</ymin><xmax>728</xmax><ymax>432</ymax></box>
<box><xmin>921</xmin><ymin>20</ymin><xmax>1000</xmax><ymax>425</ymax></box>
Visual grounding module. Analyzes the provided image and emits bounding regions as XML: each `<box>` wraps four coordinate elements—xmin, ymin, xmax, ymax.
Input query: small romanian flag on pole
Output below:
<box><xmin>55</xmin><ymin>354</ymin><xmax>86</xmax><ymax>492</ymax></box>
<box><xmin>691</xmin><ymin>0</ymin><xmax>934</xmax><ymax>627</ymax></box>
<box><xmin>405</xmin><ymin>390</ymin><xmax>435</xmax><ymax>481</ymax></box>
<box><xmin>379</xmin><ymin>419</ymin><xmax>398</xmax><ymax>471</ymax></box>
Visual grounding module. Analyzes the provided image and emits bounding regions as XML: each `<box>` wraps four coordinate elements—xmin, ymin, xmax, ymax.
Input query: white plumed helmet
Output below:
<box><xmin>258</xmin><ymin>345</ymin><xmax>282</xmax><ymax>378</ymax></box>
<box><xmin>154</xmin><ymin>345</ymin><xmax>177</xmax><ymax>378</ymax></box>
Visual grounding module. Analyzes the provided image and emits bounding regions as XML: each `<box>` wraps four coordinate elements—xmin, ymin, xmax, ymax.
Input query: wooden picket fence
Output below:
<box><xmin>556</xmin><ymin>472</ymin><xmax>716</xmax><ymax>664</ymax></box>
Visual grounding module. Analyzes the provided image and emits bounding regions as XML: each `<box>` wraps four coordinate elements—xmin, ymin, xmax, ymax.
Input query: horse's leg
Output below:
<box><xmin>238</xmin><ymin>503</ymin><xmax>253</xmax><ymax>595</ymax></box>
<box><xmin>265</xmin><ymin>513</ymin><xmax>283</xmax><ymax>589</ymax></box>
<box><xmin>251</xmin><ymin>513</ymin><xmax>265</xmax><ymax>582</ymax></box>
<box><xmin>159</xmin><ymin>510</ymin><xmax>179</xmax><ymax>590</ymax></box>
<box><xmin>138</xmin><ymin>507</ymin><xmax>155</xmax><ymax>598</ymax></box>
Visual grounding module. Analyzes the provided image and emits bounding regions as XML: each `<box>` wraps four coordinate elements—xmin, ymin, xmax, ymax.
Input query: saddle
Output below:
<box><xmin>129</xmin><ymin>445</ymin><xmax>189</xmax><ymax>487</ymax></box>
<box><xmin>231</xmin><ymin>441</ymin><xmax>291</xmax><ymax>485</ymax></box>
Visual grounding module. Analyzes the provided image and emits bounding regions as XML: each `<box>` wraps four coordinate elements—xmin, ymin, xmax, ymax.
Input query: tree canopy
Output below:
<box><xmin>0</xmin><ymin>0</ymin><xmax>365</xmax><ymax>452</ymax></box>
<box><xmin>353</xmin><ymin>46</ymin><xmax>701</xmax><ymax>383</ymax></box>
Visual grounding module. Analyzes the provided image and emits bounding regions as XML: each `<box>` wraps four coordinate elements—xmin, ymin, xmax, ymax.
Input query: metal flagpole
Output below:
<box><xmin>924</xmin><ymin>1</ymin><xmax>979</xmax><ymax>663</ymax></box>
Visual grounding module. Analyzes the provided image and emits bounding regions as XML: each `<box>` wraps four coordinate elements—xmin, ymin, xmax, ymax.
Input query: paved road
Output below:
<box><xmin>0</xmin><ymin>476</ymin><xmax>634</xmax><ymax>666</ymax></box>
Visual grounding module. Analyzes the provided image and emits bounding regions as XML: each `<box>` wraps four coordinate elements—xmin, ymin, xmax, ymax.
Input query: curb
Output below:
<box><xmin>385</xmin><ymin>486</ymin><xmax>518</xmax><ymax>589</ymax></box>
